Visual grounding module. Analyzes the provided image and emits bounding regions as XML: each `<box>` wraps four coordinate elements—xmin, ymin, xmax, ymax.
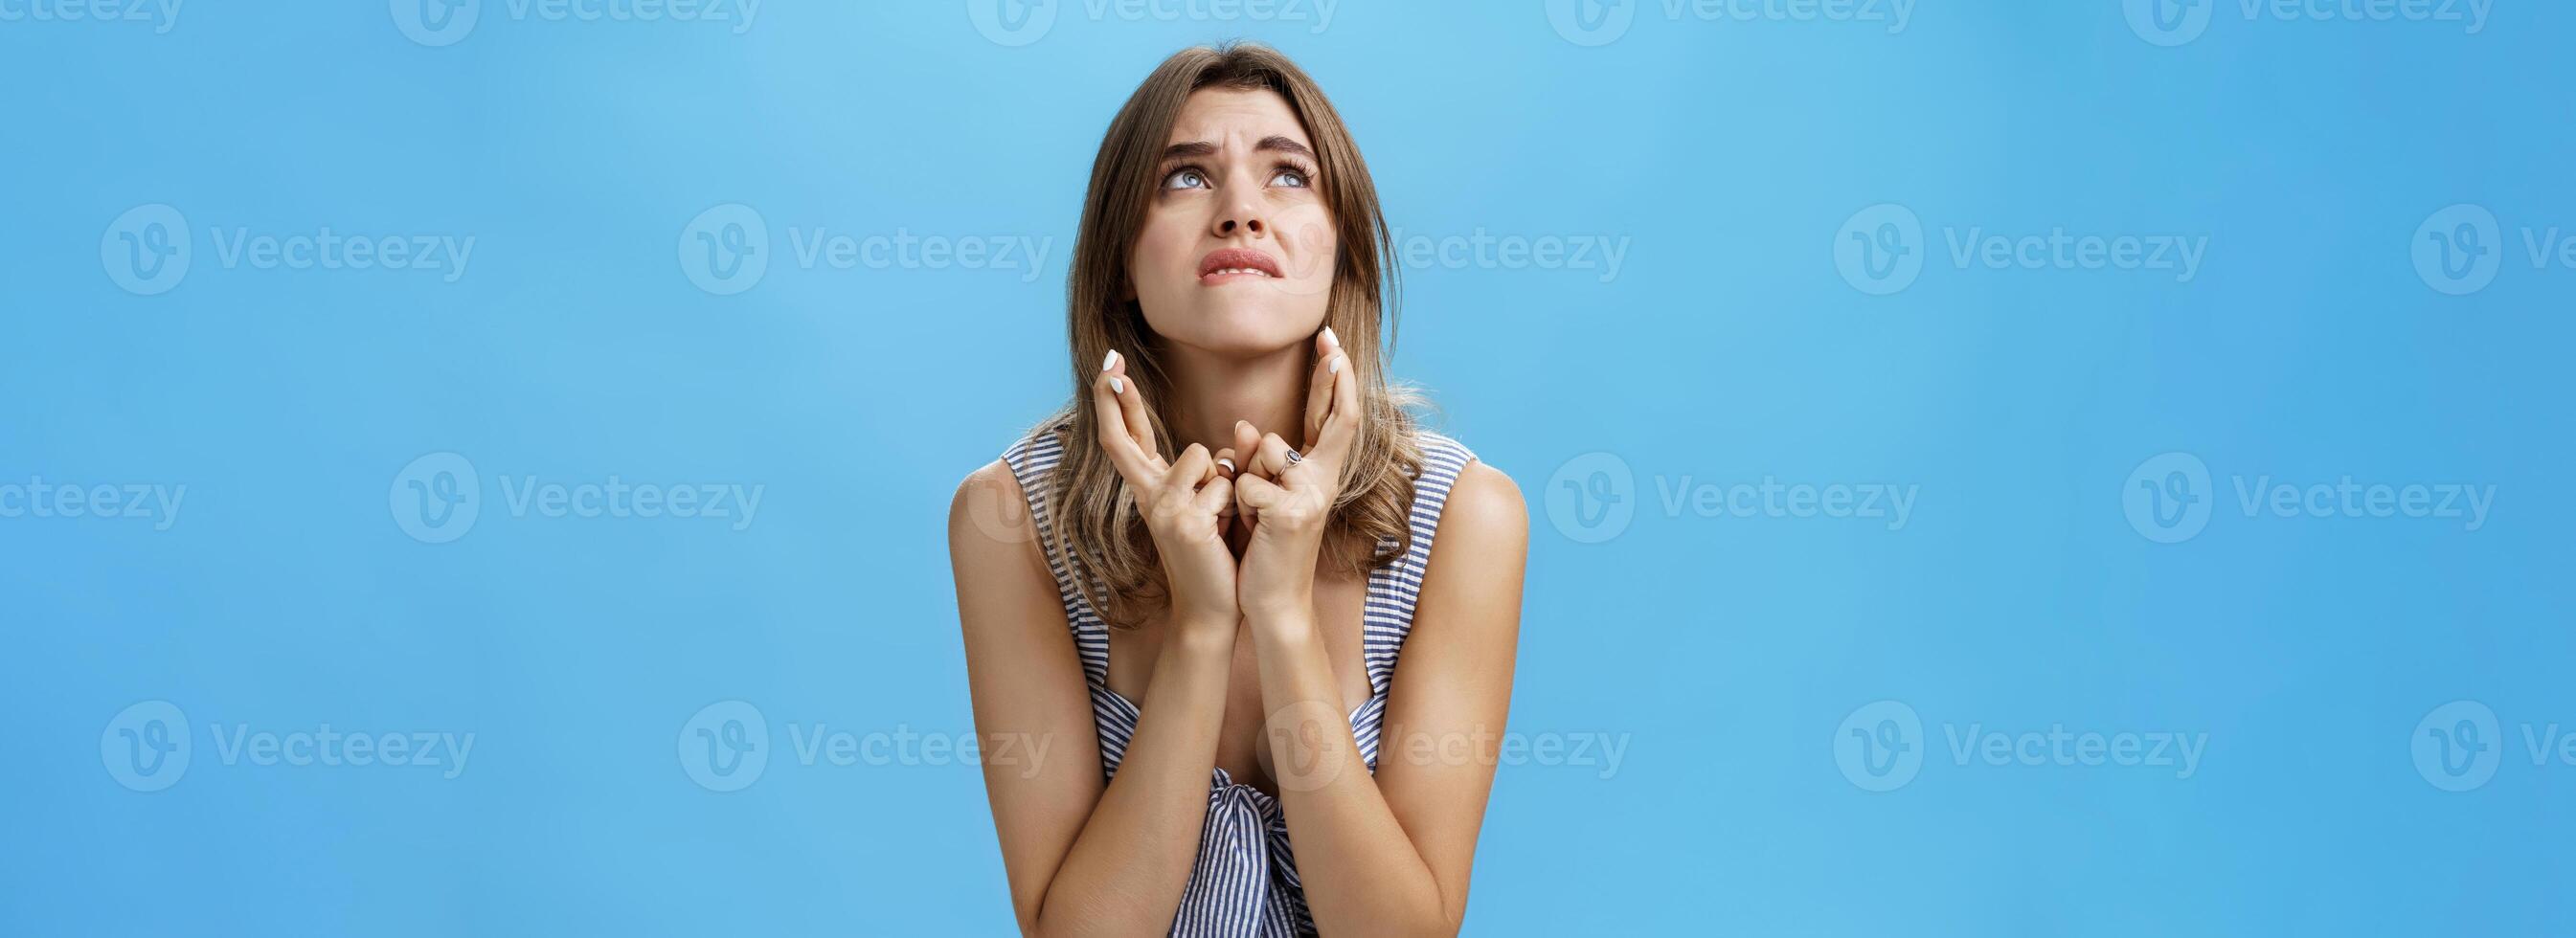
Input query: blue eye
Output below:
<box><xmin>1271</xmin><ymin>168</ymin><xmax>1310</xmax><ymax>188</ymax></box>
<box><xmin>1162</xmin><ymin>168</ymin><xmax>1209</xmax><ymax>190</ymax></box>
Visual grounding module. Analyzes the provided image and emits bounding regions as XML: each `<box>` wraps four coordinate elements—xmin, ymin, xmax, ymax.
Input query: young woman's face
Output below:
<box><xmin>1128</xmin><ymin>87</ymin><xmax>1338</xmax><ymax>357</ymax></box>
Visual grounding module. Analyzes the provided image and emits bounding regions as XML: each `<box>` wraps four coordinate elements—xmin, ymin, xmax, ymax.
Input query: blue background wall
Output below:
<box><xmin>5</xmin><ymin>1</ymin><xmax>2569</xmax><ymax>934</ymax></box>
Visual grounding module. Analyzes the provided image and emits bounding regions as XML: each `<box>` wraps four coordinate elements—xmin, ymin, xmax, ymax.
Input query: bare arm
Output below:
<box><xmin>1229</xmin><ymin>329</ymin><xmax>1530</xmax><ymax>935</ymax></box>
<box><xmin>1248</xmin><ymin>462</ymin><xmax>1526</xmax><ymax>936</ymax></box>
<box><xmin>951</xmin><ymin>353</ymin><xmax>1248</xmax><ymax>936</ymax></box>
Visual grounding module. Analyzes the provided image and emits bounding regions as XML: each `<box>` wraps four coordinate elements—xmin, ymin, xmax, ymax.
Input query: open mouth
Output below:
<box><xmin>1198</xmin><ymin>247</ymin><xmax>1283</xmax><ymax>283</ymax></box>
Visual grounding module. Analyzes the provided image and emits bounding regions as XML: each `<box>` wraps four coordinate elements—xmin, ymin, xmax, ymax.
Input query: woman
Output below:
<box><xmin>948</xmin><ymin>43</ymin><xmax>1528</xmax><ymax>937</ymax></box>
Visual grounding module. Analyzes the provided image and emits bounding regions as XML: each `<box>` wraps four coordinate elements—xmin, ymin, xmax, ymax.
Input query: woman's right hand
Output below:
<box><xmin>1095</xmin><ymin>349</ymin><xmax>1239</xmax><ymax>629</ymax></box>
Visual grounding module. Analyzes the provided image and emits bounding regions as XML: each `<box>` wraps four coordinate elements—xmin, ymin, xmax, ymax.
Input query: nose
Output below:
<box><xmin>1212</xmin><ymin>196</ymin><xmax>1267</xmax><ymax>239</ymax></box>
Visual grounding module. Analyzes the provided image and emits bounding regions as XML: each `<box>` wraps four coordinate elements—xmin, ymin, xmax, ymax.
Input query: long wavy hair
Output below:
<box><xmin>1037</xmin><ymin>42</ymin><xmax>1423</xmax><ymax>629</ymax></box>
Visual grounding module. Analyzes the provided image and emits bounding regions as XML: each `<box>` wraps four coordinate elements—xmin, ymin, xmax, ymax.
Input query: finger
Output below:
<box><xmin>1301</xmin><ymin>326</ymin><xmax>1339</xmax><ymax>448</ymax></box>
<box><xmin>1191</xmin><ymin>472</ymin><xmax>1233</xmax><ymax>516</ymax></box>
<box><xmin>1232</xmin><ymin>420</ymin><xmax>1262</xmax><ymax>469</ymax></box>
<box><xmin>1168</xmin><ymin>442</ymin><xmax>1212</xmax><ymax>498</ymax></box>
<box><xmin>1312</xmin><ymin>343</ymin><xmax>1360</xmax><ymax>464</ymax></box>
<box><xmin>1233</xmin><ymin>472</ymin><xmax>1285</xmax><ymax>511</ymax></box>
<box><xmin>1211</xmin><ymin>447</ymin><xmax>1238</xmax><ymax>522</ymax></box>
<box><xmin>1107</xmin><ymin>350</ymin><xmax>1161</xmax><ymax>466</ymax></box>
<box><xmin>1244</xmin><ymin>432</ymin><xmax>1298</xmax><ymax>480</ymax></box>
<box><xmin>1090</xmin><ymin>360</ymin><xmax>1154</xmax><ymax>484</ymax></box>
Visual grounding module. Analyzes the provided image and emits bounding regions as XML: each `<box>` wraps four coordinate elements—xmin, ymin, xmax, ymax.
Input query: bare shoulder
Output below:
<box><xmin>948</xmin><ymin>458</ymin><xmax>1050</xmax><ymax>584</ymax></box>
<box><xmin>1435</xmin><ymin>459</ymin><xmax>1527</xmax><ymax>547</ymax></box>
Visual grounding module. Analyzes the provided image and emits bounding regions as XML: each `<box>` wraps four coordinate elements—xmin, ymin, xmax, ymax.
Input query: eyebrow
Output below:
<box><xmin>1159</xmin><ymin>135</ymin><xmax>1317</xmax><ymax>163</ymax></box>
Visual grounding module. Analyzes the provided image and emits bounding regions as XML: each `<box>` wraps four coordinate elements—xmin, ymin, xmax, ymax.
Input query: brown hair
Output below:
<box><xmin>1039</xmin><ymin>42</ymin><xmax>1423</xmax><ymax>628</ymax></box>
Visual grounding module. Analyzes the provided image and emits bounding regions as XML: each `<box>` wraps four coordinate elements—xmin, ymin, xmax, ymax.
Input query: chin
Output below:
<box><xmin>1152</xmin><ymin>300</ymin><xmax>1322</xmax><ymax>358</ymax></box>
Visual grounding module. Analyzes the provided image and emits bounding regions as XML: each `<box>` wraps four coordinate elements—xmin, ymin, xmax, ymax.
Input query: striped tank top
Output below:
<box><xmin>1001</xmin><ymin>426</ymin><xmax>1479</xmax><ymax>938</ymax></box>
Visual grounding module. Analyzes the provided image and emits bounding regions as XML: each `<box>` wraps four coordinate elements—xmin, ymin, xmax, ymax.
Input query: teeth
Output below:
<box><xmin>1210</xmin><ymin>268</ymin><xmax>1271</xmax><ymax>277</ymax></box>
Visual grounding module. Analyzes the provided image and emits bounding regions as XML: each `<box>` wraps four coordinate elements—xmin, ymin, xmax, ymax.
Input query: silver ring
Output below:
<box><xmin>1283</xmin><ymin>448</ymin><xmax>1302</xmax><ymax>467</ymax></box>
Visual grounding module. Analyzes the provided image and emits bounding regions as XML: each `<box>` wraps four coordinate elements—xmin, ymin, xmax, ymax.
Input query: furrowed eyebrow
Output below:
<box><xmin>1157</xmin><ymin>137</ymin><xmax>1317</xmax><ymax>164</ymax></box>
<box><xmin>1160</xmin><ymin>141</ymin><xmax>1218</xmax><ymax>162</ymax></box>
<box><xmin>1254</xmin><ymin>135</ymin><xmax>1315</xmax><ymax>162</ymax></box>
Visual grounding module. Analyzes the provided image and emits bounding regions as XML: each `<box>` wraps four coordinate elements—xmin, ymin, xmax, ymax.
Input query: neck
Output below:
<box><xmin>1159</xmin><ymin>342</ymin><xmax>1311</xmax><ymax>454</ymax></box>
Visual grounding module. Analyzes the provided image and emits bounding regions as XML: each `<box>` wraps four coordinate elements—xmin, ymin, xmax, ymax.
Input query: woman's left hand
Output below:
<box><xmin>1232</xmin><ymin>327</ymin><xmax>1356</xmax><ymax>623</ymax></box>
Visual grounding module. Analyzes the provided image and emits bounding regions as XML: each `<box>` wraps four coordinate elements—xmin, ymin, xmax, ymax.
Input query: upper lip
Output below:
<box><xmin>1198</xmin><ymin>247</ymin><xmax>1282</xmax><ymax>279</ymax></box>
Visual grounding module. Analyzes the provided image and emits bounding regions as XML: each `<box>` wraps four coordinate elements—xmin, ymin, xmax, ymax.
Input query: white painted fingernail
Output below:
<box><xmin>1110</xmin><ymin>376</ymin><xmax>1123</xmax><ymax>394</ymax></box>
<box><xmin>1322</xmin><ymin>325</ymin><xmax>1337</xmax><ymax>347</ymax></box>
<box><xmin>1216</xmin><ymin>458</ymin><xmax>1235</xmax><ymax>474</ymax></box>
<box><xmin>1102</xmin><ymin>349</ymin><xmax>1119</xmax><ymax>371</ymax></box>
<box><xmin>1328</xmin><ymin>355</ymin><xmax>1343</xmax><ymax>375</ymax></box>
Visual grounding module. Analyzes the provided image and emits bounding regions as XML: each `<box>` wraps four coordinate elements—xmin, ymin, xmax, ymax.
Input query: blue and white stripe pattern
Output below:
<box><xmin>1002</xmin><ymin>426</ymin><xmax>1476</xmax><ymax>938</ymax></box>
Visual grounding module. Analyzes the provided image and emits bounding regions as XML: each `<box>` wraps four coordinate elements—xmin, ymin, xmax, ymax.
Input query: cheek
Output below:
<box><xmin>1278</xmin><ymin>210</ymin><xmax>1339</xmax><ymax>283</ymax></box>
<box><xmin>1131</xmin><ymin>216</ymin><xmax>1193</xmax><ymax>284</ymax></box>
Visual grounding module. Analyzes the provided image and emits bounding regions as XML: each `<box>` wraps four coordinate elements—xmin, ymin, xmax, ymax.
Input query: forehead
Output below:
<box><xmin>1167</xmin><ymin>87</ymin><xmax>1311</xmax><ymax>148</ymax></box>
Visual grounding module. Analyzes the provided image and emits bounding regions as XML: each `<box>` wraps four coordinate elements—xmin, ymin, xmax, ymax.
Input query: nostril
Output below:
<box><xmin>1247</xmin><ymin>220</ymin><xmax>1264</xmax><ymax>234</ymax></box>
